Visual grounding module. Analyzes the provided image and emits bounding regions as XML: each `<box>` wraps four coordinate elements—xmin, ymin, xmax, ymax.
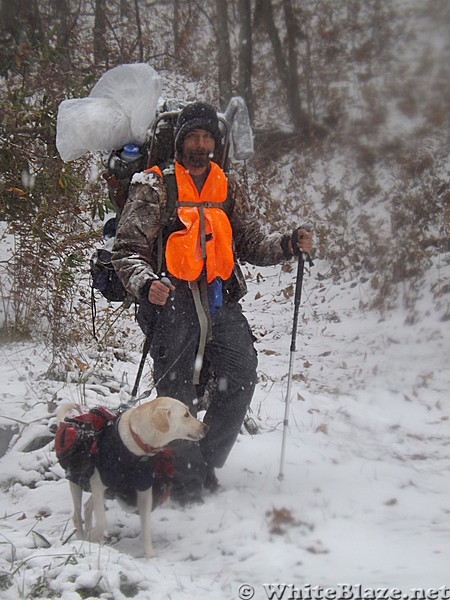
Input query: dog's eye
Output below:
<box><xmin>184</xmin><ymin>411</ymin><xmax>190</xmax><ymax>418</ymax></box>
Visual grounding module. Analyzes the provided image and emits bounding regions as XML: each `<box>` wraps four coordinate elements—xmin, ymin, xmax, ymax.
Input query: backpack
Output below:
<box><xmin>90</xmin><ymin>142</ymin><xmax>149</xmax><ymax>305</ymax></box>
<box><xmin>90</xmin><ymin>101</ymin><xmax>233</xmax><ymax>307</ymax></box>
<box><xmin>55</xmin><ymin>405</ymin><xmax>118</xmax><ymax>490</ymax></box>
<box><xmin>90</xmin><ymin>219</ymin><xmax>129</xmax><ymax>305</ymax></box>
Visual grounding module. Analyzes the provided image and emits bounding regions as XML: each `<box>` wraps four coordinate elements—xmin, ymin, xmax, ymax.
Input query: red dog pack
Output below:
<box><xmin>55</xmin><ymin>405</ymin><xmax>118</xmax><ymax>490</ymax></box>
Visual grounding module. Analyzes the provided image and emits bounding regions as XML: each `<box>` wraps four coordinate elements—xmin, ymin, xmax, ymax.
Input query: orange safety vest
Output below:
<box><xmin>151</xmin><ymin>161</ymin><xmax>234</xmax><ymax>283</ymax></box>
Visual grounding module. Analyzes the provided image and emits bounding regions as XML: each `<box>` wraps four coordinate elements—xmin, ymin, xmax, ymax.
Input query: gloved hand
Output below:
<box><xmin>290</xmin><ymin>226</ymin><xmax>313</xmax><ymax>257</ymax></box>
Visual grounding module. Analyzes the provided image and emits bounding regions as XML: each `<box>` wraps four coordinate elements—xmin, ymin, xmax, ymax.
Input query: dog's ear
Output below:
<box><xmin>151</xmin><ymin>407</ymin><xmax>170</xmax><ymax>433</ymax></box>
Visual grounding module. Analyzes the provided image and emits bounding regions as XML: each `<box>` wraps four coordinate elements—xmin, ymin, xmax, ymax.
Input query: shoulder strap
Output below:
<box><xmin>162</xmin><ymin>171</ymin><xmax>179</xmax><ymax>223</ymax></box>
<box><xmin>222</xmin><ymin>190</ymin><xmax>235</xmax><ymax>217</ymax></box>
<box><xmin>156</xmin><ymin>170</ymin><xmax>178</xmax><ymax>274</ymax></box>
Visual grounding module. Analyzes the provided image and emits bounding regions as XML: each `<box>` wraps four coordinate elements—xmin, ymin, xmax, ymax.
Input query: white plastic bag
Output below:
<box><xmin>89</xmin><ymin>63</ymin><xmax>161</xmax><ymax>145</ymax></box>
<box><xmin>56</xmin><ymin>97</ymin><xmax>130</xmax><ymax>161</ymax></box>
<box><xmin>56</xmin><ymin>63</ymin><xmax>162</xmax><ymax>162</ymax></box>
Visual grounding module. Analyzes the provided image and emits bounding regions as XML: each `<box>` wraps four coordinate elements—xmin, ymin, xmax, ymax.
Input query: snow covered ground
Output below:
<box><xmin>0</xmin><ymin>255</ymin><xmax>449</xmax><ymax>599</ymax></box>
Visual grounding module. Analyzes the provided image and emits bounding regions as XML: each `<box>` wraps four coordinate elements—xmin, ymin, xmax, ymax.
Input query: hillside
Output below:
<box><xmin>0</xmin><ymin>0</ymin><xmax>449</xmax><ymax>597</ymax></box>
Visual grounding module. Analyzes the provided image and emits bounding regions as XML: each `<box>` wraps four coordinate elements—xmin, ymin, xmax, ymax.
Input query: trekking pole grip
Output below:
<box><xmin>291</xmin><ymin>223</ymin><xmax>314</xmax><ymax>265</ymax></box>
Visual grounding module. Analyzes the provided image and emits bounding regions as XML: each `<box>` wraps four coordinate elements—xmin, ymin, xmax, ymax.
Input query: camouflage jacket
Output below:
<box><xmin>111</xmin><ymin>163</ymin><xmax>292</xmax><ymax>302</ymax></box>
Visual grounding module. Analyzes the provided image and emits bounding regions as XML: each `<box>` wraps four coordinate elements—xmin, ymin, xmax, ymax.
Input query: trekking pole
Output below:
<box><xmin>131</xmin><ymin>335</ymin><xmax>152</xmax><ymax>400</ymax></box>
<box><xmin>278</xmin><ymin>228</ymin><xmax>313</xmax><ymax>481</ymax></box>
<box><xmin>132</xmin><ymin>338</ymin><xmax>196</xmax><ymax>404</ymax></box>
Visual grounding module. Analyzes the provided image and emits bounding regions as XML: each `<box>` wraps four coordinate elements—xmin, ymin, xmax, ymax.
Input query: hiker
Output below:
<box><xmin>112</xmin><ymin>101</ymin><xmax>313</xmax><ymax>505</ymax></box>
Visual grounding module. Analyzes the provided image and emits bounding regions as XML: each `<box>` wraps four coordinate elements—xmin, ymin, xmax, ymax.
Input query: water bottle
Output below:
<box><xmin>110</xmin><ymin>144</ymin><xmax>142</xmax><ymax>182</ymax></box>
<box><xmin>207</xmin><ymin>278</ymin><xmax>222</xmax><ymax>314</ymax></box>
<box><xmin>120</xmin><ymin>144</ymin><xmax>141</xmax><ymax>162</ymax></box>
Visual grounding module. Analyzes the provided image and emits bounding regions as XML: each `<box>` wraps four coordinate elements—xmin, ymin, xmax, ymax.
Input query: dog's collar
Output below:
<box><xmin>128</xmin><ymin>422</ymin><xmax>164</xmax><ymax>456</ymax></box>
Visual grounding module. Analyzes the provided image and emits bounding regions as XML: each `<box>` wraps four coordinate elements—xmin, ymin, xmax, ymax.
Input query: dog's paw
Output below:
<box><xmin>145</xmin><ymin>547</ymin><xmax>155</xmax><ymax>559</ymax></box>
<box><xmin>87</xmin><ymin>526</ymin><xmax>105</xmax><ymax>543</ymax></box>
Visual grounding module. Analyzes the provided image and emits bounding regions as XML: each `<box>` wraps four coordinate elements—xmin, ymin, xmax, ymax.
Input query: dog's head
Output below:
<box><xmin>131</xmin><ymin>396</ymin><xmax>208</xmax><ymax>447</ymax></box>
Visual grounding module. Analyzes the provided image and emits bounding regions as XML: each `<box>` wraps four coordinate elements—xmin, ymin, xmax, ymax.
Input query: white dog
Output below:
<box><xmin>56</xmin><ymin>396</ymin><xmax>208</xmax><ymax>558</ymax></box>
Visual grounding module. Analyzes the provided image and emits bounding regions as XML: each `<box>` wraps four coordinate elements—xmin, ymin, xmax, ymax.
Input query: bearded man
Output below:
<box><xmin>112</xmin><ymin>102</ymin><xmax>313</xmax><ymax>505</ymax></box>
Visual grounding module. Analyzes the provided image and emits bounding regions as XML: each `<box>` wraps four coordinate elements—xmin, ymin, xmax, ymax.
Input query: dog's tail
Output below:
<box><xmin>56</xmin><ymin>402</ymin><xmax>75</xmax><ymax>425</ymax></box>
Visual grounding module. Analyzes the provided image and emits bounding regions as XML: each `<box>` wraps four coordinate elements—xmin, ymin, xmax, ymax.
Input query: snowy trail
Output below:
<box><xmin>1</xmin><ymin>260</ymin><xmax>449</xmax><ymax>598</ymax></box>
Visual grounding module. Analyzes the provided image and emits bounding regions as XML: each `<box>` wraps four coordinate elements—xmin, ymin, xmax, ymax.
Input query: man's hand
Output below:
<box><xmin>290</xmin><ymin>226</ymin><xmax>314</xmax><ymax>256</ymax></box>
<box><xmin>148</xmin><ymin>279</ymin><xmax>175</xmax><ymax>305</ymax></box>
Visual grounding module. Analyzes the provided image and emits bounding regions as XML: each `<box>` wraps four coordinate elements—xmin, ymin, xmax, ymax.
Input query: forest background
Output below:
<box><xmin>0</xmin><ymin>0</ymin><xmax>449</xmax><ymax>361</ymax></box>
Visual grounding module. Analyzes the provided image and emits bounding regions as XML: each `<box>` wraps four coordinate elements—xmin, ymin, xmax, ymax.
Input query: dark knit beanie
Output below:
<box><xmin>174</xmin><ymin>102</ymin><xmax>221</xmax><ymax>158</ymax></box>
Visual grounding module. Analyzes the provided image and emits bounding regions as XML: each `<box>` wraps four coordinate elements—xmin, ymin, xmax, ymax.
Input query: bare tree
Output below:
<box><xmin>120</xmin><ymin>0</ymin><xmax>130</xmax><ymax>19</ymax></box>
<box><xmin>238</xmin><ymin>0</ymin><xmax>253</xmax><ymax>121</ymax></box>
<box><xmin>283</xmin><ymin>0</ymin><xmax>309</xmax><ymax>133</ymax></box>
<box><xmin>51</xmin><ymin>0</ymin><xmax>71</xmax><ymax>67</ymax></box>
<box><xmin>134</xmin><ymin>0</ymin><xmax>143</xmax><ymax>61</ymax></box>
<box><xmin>0</xmin><ymin>0</ymin><xmax>43</xmax><ymax>43</ymax></box>
<box><xmin>215</xmin><ymin>0</ymin><xmax>233</xmax><ymax>109</ymax></box>
<box><xmin>93</xmin><ymin>0</ymin><xmax>108</xmax><ymax>66</ymax></box>
<box><xmin>256</xmin><ymin>0</ymin><xmax>310</xmax><ymax>134</ymax></box>
<box><xmin>173</xmin><ymin>0</ymin><xmax>180</xmax><ymax>53</ymax></box>
<box><xmin>0</xmin><ymin>0</ymin><xmax>44</xmax><ymax>76</ymax></box>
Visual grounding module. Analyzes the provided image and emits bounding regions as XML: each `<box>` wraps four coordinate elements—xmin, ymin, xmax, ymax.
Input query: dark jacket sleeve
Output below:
<box><xmin>111</xmin><ymin>171</ymin><xmax>166</xmax><ymax>298</ymax></box>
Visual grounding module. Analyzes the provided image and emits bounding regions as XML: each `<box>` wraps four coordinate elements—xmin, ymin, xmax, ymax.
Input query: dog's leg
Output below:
<box><xmin>87</xmin><ymin>469</ymin><xmax>107</xmax><ymax>542</ymax></box>
<box><xmin>83</xmin><ymin>494</ymin><xmax>94</xmax><ymax>533</ymax></box>
<box><xmin>69</xmin><ymin>481</ymin><xmax>84</xmax><ymax>538</ymax></box>
<box><xmin>137</xmin><ymin>488</ymin><xmax>154</xmax><ymax>558</ymax></box>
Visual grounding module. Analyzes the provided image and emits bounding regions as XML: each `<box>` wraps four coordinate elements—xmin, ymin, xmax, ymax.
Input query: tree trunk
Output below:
<box><xmin>259</xmin><ymin>0</ymin><xmax>288</xmax><ymax>89</ymax></box>
<box><xmin>283</xmin><ymin>0</ymin><xmax>309</xmax><ymax>134</ymax></box>
<box><xmin>134</xmin><ymin>0</ymin><xmax>143</xmax><ymax>61</ymax></box>
<box><xmin>93</xmin><ymin>0</ymin><xmax>108</xmax><ymax>67</ymax></box>
<box><xmin>258</xmin><ymin>0</ymin><xmax>310</xmax><ymax>135</ymax></box>
<box><xmin>1</xmin><ymin>0</ymin><xmax>43</xmax><ymax>43</ymax></box>
<box><xmin>173</xmin><ymin>0</ymin><xmax>180</xmax><ymax>53</ymax></box>
<box><xmin>51</xmin><ymin>0</ymin><xmax>71</xmax><ymax>68</ymax></box>
<box><xmin>215</xmin><ymin>0</ymin><xmax>233</xmax><ymax>109</ymax></box>
<box><xmin>120</xmin><ymin>0</ymin><xmax>130</xmax><ymax>19</ymax></box>
<box><xmin>237</xmin><ymin>0</ymin><xmax>253</xmax><ymax>121</ymax></box>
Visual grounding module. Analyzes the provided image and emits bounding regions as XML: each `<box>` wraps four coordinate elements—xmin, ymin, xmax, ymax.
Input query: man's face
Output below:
<box><xmin>181</xmin><ymin>128</ymin><xmax>215</xmax><ymax>172</ymax></box>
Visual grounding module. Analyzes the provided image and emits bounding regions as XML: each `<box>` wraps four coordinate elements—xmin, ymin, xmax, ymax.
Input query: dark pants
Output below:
<box><xmin>138</xmin><ymin>281</ymin><xmax>257</xmax><ymax>499</ymax></box>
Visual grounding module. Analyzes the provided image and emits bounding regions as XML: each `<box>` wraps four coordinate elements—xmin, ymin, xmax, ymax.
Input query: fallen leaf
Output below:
<box><xmin>6</xmin><ymin>187</ymin><xmax>27</xmax><ymax>196</ymax></box>
<box><xmin>73</xmin><ymin>356</ymin><xmax>89</xmax><ymax>372</ymax></box>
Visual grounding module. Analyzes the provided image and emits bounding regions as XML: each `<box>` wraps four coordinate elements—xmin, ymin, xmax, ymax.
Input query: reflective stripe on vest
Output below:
<box><xmin>163</xmin><ymin>161</ymin><xmax>234</xmax><ymax>283</ymax></box>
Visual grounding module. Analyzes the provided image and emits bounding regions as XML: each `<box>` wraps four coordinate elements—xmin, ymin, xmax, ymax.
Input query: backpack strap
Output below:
<box><xmin>156</xmin><ymin>169</ymin><xmax>178</xmax><ymax>274</ymax></box>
